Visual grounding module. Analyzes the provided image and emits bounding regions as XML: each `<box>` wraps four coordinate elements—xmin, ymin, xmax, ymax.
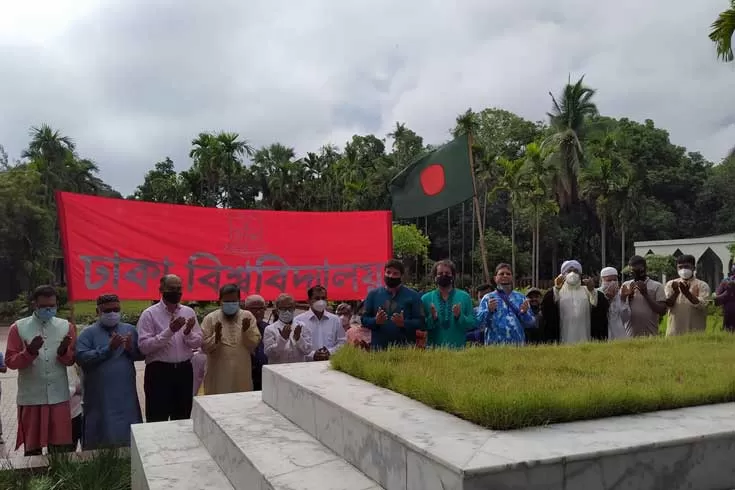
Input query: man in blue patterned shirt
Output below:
<box><xmin>478</xmin><ymin>263</ymin><xmax>536</xmax><ymax>345</ymax></box>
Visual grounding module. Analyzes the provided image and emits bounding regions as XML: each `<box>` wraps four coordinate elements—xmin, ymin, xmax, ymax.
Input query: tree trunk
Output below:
<box><xmin>621</xmin><ymin>223</ymin><xmax>626</xmax><ymax>271</ymax></box>
<box><xmin>601</xmin><ymin>214</ymin><xmax>607</xmax><ymax>267</ymax></box>
<box><xmin>535</xmin><ymin>209</ymin><xmax>540</xmax><ymax>286</ymax></box>
<box><xmin>511</xmin><ymin>206</ymin><xmax>516</xmax><ymax>281</ymax></box>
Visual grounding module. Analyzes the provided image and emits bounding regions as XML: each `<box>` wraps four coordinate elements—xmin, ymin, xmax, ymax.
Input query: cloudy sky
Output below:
<box><xmin>1</xmin><ymin>0</ymin><xmax>733</xmax><ymax>196</ymax></box>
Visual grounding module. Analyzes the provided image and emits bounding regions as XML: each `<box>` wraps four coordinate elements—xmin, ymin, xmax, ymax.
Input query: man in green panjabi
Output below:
<box><xmin>421</xmin><ymin>259</ymin><xmax>475</xmax><ymax>348</ymax></box>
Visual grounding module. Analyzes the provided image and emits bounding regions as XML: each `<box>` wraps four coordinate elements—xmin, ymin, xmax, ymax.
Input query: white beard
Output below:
<box><xmin>558</xmin><ymin>283</ymin><xmax>591</xmax><ymax>344</ymax></box>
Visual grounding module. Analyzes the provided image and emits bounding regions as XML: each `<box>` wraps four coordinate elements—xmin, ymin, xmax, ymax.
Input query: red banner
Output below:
<box><xmin>56</xmin><ymin>192</ymin><xmax>392</xmax><ymax>302</ymax></box>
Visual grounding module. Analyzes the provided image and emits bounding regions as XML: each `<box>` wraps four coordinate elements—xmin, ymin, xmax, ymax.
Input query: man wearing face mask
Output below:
<box><xmin>420</xmin><ymin>259</ymin><xmax>475</xmax><ymax>348</ymax></box>
<box><xmin>598</xmin><ymin>267</ymin><xmax>630</xmax><ymax>340</ymax></box>
<box><xmin>295</xmin><ymin>286</ymin><xmax>345</xmax><ymax>361</ymax></box>
<box><xmin>5</xmin><ymin>285</ymin><xmax>76</xmax><ymax>456</ymax></box>
<box><xmin>201</xmin><ymin>284</ymin><xmax>261</xmax><ymax>394</ymax></box>
<box><xmin>243</xmin><ymin>295</ymin><xmax>268</xmax><ymax>391</ymax></box>
<box><xmin>138</xmin><ymin>274</ymin><xmax>202</xmax><ymax>422</ymax></box>
<box><xmin>664</xmin><ymin>255</ymin><xmax>710</xmax><ymax>336</ymax></box>
<box><xmin>541</xmin><ymin>260</ymin><xmax>599</xmax><ymax>344</ymax></box>
<box><xmin>75</xmin><ymin>294</ymin><xmax>143</xmax><ymax>449</ymax></box>
<box><xmin>361</xmin><ymin>259</ymin><xmax>423</xmax><ymax>350</ymax></box>
<box><xmin>621</xmin><ymin>256</ymin><xmax>667</xmax><ymax>337</ymax></box>
<box><xmin>263</xmin><ymin>293</ymin><xmax>311</xmax><ymax>363</ymax></box>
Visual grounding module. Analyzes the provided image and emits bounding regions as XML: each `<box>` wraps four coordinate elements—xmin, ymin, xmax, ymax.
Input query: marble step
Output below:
<box><xmin>131</xmin><ymin>419</ymin><xmax>234</xmax><ymax>490</ymax></box>
<box><xmin>191</xmin><ymin>391</ymin><xmax>383</xmax><ymax>490</ymax></box>
<box><xmin>262</xmin><ymin>362</ymin><xmax>735</xmax><ymax>490</ymax></box>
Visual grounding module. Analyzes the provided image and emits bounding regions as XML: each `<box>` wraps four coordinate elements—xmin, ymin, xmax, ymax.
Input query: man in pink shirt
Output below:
<box><xmin>138</xmin><ymin>274</ymin><xmax>202</xmax><ymax>422</ymax></box>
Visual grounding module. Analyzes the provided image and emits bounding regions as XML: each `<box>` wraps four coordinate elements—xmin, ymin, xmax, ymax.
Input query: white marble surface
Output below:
<box><xmin>192</xmin><ymin>391</ymin><xmax>382</xmax><ymax>490</ymax></box>
<box><xmin>131</xmin><ymin>419</ymin><xmax>233</xmax><ymax>490</ymax></box>
<box><xmin>262</xmin><ymin>362</ymin><xmax>735</xmax><ymax>490</ymax></box>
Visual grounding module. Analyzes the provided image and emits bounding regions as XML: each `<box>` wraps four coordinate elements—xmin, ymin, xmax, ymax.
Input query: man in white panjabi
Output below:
<box><xmin>599</xmin><ymin>267</ymin><xmax>630</xmax><ymax>340</ymax></box>
<box><xmin>553</xmin><ymin>260</ymin><xmax>597</xmax><ymax>344</ymax></box>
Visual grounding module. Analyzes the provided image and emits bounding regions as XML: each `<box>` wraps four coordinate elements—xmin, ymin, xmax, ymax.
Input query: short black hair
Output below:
<box><xmin>476</xmin><ymin>283</ymin><xmax>492</xmax><ymax>294</ymax></box>
<box><xmin>96</xmin><ymin>294</ymin><xmax>120</xmax><ymax>305</ymax></box>
<box><xmin>629</xmin><ymin>255</ymin><xmax>646</xmax><ymax>267</ymax></box>
<box><xmin>432</xmin><ymin>259</ymin><xmax>456</xmax><ymax>276</ymax></box>
<box><xmin>494</xmin><ymin>263</ymin><xmax>512</xmax><ymax>274</ymax></box>
<box><xmin>384</xmin><ymin>259</ymin><xmax>405</xmax><ymax>275</ymax></box>
<box><xmin>32</xmin><ymin>285</ymin><xmax>57</xmax><ymax>302</ymax></box>
<box><xmin>307</xmin><ymin>285</ymin><xmax>327</xmax><ymax>300</ymax></box>
<box><xmin>677</xmin><ymin>254</ymin><xmax>696</xmax><ymax>266</ymax></box>
<box><xmin>219</xmin><ymin>283</ymin><xmax>241</xmax><ymax>298</ymax></box>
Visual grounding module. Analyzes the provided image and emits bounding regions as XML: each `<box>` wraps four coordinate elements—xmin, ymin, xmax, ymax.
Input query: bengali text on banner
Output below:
<box><xmin>56</xmin><ymin>192</ymin><xmax>393</xmax><ymax>301</ymax></box>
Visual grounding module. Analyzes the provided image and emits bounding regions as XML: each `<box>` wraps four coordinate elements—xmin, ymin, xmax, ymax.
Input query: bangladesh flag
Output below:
<box><xmin>389</xmin><ymin>133</ymin><xmax>474</xmax><ymax>219</ymax></box>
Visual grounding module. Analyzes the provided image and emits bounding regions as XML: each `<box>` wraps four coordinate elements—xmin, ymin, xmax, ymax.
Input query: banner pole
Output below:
<box><xmin>468</xmin><ymin>133</ymin><xmax>491</xmax><ymax>284</ymax></box>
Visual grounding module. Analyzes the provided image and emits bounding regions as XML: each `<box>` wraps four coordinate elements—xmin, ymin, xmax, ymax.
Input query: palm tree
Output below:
<box><xmin>23</xmin><ymin>125</ymin><xmax>76</xmax><ymax>204</ymax></box>
<box><xmin>579</xmin><ymin>151</ymin><xmax>631</xmax><ymax>266</ymax></box>
<box><xmin>543</xmin><ymin>76</ymin><xmax>599</xmax><ymax>209</ymax></box>
<box><xmin>492</xmin><ymin>157</ymin><xmax>526</xmax><ymax>278</ymax></box>
<box><xmin>521</xmin><ymin>142</ymin><xmax>557</xmax><ymax>286</ymax></box>
<box><xmin>189</xmin><ymin>132</ymin><xmax>252</xmax><ymax>207</ymax></box>
<box><xmin>710</xmin><ymin>1</ymin><xmax>735</xmax><ymax>61</ymax></box>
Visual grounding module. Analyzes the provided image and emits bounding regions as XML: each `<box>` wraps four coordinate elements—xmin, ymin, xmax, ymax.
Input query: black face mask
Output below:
<box><xmin>435</xmin><ymin>275</ymin><xmax>454</xmax><ymax>288</ymax></box>
<box><xmin>162</xmin><ymin>291</ymin><xmax>182</xmax><ymax>304</ymax></box>
<box><xmin>384</xmin><ymin>276</ymin><xmax>402</xmax><ymax>288</ymax></box>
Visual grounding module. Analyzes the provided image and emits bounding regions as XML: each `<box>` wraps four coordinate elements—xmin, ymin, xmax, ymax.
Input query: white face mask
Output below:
<box><xmin>565</xmin><ymin>272</ymin><xmax>581</xmax><ymax>286</ymax></box>
<box><xmin>312</xmin><ymin>300</ymin><xmax>327</xmax><ymax>313</ymax></box>
<box><xmin>603</xmin><ymin>280</ymin><xmax>618</xmax><ymax>290</ymax></box>
<box><xmin>678</xmin><ymin>268</ymin><xmax>693</xmax><ymax>280</ymax></box>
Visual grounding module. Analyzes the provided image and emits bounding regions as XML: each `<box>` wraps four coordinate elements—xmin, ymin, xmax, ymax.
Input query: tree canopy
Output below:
<box><xmin>0</xmin><ymin>77</ymin><xmax>731</xmax><ymax>299</ymax></box>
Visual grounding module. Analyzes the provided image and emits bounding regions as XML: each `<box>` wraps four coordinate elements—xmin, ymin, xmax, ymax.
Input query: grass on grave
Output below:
<box><xmin>331</xmin><ymin>332</ymin><xmax>735</xmax><ymax>430</ymax></box>
<box><xmin>0</xmin><ymin>448</ymin><xmax>130</xmax><ymax>490</ymax></box>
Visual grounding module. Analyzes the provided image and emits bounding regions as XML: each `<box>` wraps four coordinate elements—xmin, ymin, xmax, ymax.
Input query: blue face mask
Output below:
<box><xmin>100</xmin><ymin>312</ymin><xmax>121</xmax><ymax>328</ymax></box>
<box><xmin>222</xmin><ymin>302</ymin><xmax>240</xmax><ymax>316</ymax></box>
<box><xmin>35</xmin><ymin>307</ymin><xmax>56</xmax><ymax>322</ymax></box>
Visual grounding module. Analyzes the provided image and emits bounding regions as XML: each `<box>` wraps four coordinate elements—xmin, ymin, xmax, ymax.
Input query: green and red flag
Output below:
<box><xmin>389</xmin><ymin>133</ymin><xmax>474</xmax><ymax>219</ymax></box>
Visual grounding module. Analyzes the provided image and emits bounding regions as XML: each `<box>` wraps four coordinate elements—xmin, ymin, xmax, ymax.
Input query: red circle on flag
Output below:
<box><xmin>420</xmin><ymin>164</ymin><xmax>446</xmax><ymax>196</ymax></box>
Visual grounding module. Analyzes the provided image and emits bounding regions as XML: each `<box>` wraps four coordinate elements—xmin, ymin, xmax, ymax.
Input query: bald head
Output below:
<box><xmin>242</xmin><ymin>294</ymin><xmax>266</xmax><ymax>322</ymax></box>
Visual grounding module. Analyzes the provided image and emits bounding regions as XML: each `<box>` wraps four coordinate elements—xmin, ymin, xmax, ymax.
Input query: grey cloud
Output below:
<box><xmin>0</xmin><ymin>0</ymin><xmax>733</xmax><ymax>197</ymax></box>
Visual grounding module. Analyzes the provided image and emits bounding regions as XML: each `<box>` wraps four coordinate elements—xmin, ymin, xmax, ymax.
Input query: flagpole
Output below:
<box><xmin>468</xmin><ymin>133</ymin><xmax>491</xmax><ymax>284</ymax></box>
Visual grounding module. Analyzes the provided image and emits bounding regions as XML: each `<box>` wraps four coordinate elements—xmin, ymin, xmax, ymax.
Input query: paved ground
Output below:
<box><xmin>0</xmin><ymin>326</ymin><xmax>147</xmax><ymax>457</ymax></box>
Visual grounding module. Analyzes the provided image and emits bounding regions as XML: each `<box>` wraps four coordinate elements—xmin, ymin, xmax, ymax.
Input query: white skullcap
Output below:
<box><xmin>600</xmin><ymin>267</ymin><xmax>618</xmax><ymax>277</ymax></box>
<box><xmin>242</xmin><ymin>294</ymin><xmax>266</xmax><ymax>307</ymax></box>
<box><xmin>560</xmin><ymin>260</ymin><xmax>582</xmax><ymax>274</ymax></box>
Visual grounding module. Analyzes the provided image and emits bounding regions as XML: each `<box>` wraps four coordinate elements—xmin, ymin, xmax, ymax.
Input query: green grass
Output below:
<box><xmin>70</xmin><ymin>300</ymin><xmax>151</xmax><ymax>318</ymax></box>
<box><xmin>0</xmin><ymin>449</ymin><xmax>130</xmax><ymax>490</ymax></box>
<box><xmin>331</xmin><ymin>333</ymin><xmax>735</xmax><ymax>430</ymax></box>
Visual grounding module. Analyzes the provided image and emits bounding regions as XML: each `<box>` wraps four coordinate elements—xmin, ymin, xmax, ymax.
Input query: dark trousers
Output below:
<box><xmin>25</xmin><ymin>443</ymin><xmax>75</xmax><ymax>457</ymax></box>
<box><xmin>71</xmin><ymin>414</ymin><xmax>83</xmax><ymax>450</ymax></box>
<box><xmin>144</xmin><ymin>360</ymin><xmax>193</xmax><ymax>422</ymax></box>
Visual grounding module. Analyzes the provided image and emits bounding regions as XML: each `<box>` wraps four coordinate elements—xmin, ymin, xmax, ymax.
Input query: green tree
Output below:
<box><xmin>492</xmin><ymin>157</ymin><xmax>526</xmax><ymax>278</ymax></box>
<box><xmin>579</xmin><ymin>134</ymin><xmax>631</xmax><ymax>266</ymax></box>
<box><xmin>710</xmin><ymin>1</ymin><xmax>735</xmax><ymax>61</ymax></box>
<box><xmin>520</xmin><ymin>142</ymin><xmax>557</xmax><ymax>286</ymax></box>
<box><xmin>543</xmin><ymin>76</ymin><xmax>599</xmax><ymax>209</ymax></box>
<box><xmin>133</xmin><ymin>158</ymin><xmax>186</xmax><ymax>203</ymax></box>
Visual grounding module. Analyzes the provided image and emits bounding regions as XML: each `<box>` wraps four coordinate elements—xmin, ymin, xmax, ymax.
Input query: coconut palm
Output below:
<box><xmin>543</xmin><ymin>76</ymin><xmax>599</xmax><ymax>210</ymax></box>
<box><xmin>710</xmin><ymin>1</ymin><xmax>735</xmax><ymax>61</ymax></box>
<box><xmin>492</xmin><ymin>157</ymin><xmax>527</xmax><ymax>278</ymax></box>
<box><xmin>521</xmin><ymin>142</ymin><xmax>558</xmax><ymax>286</ymax></box>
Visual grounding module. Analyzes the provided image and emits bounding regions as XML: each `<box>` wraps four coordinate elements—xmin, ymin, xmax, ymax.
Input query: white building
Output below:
<box><xmin>634</xmin><ymin>233</ymin><xmax>735</xmax><ymax>289</ymax></box>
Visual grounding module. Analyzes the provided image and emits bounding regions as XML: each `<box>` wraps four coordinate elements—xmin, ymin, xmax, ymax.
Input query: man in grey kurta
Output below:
<box><xmin>75</xmin><ymin>294</ymin><xmax>144</xmax><ymax>449</ymax></box>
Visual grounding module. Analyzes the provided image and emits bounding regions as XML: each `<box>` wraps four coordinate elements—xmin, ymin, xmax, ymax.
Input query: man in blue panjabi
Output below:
<box><xmin>478</xmin><ymin>263</ymin><xmax>536</xmax><ymax>345</ymax></box>
<box><xmin>75</xmin><ymin>294</ymin><xmax>144</xmax><ymax>449</ymax></box>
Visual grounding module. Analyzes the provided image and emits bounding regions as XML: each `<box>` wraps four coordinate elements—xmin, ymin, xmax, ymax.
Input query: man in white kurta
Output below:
<box><xmin>599</xmin><ymin>267</ymin><xmax>630</xmax><ymax>340</ymax></box>
<box><xmin>553</xmin><ymin>260</ymin><xmax>598</xmax><ymax>344</ymax></box>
